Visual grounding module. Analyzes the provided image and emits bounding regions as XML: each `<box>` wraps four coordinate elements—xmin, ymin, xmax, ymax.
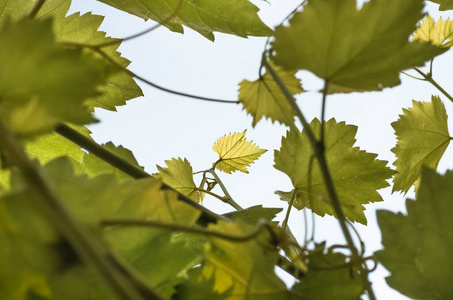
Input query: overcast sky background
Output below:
<box><xmin>69</xmin><ymin>1</ymin><xmax>453</xmax><ymax>299</ymax></box>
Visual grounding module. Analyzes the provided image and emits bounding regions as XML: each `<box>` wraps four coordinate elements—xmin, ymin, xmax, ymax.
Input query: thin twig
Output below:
<box><xmin>282</xmin><ymin>189</ymin><xmax>296</xmax><ymax>232</ymax></box>
<box><xmin>29</xmin><ymin>0</ymin><xmax>46</xmax><ymax>19</ymax></box>
<box><xmin>208</xmin><ymin>168</ymin><xmax>243</xmax><ymax>210</ymax></box>
<box><xmin>413</xmin><ymin>67</ymin><xmax>453</xmax><ymax>103</ymax></box>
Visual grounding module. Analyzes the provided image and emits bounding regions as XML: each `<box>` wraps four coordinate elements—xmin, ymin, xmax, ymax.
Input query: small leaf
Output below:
<box><xmin>238</xmin><ymin>63</ymin><xmax>303</xmax><ymax>127</ymax></box>
<box><xmin>226</xmin><ymin>205</ymin><xmax>283</xmax><ymax>224</ymax></box>
<box><xmin>213</xmin><ymin>130</ymin><xmax>267</xmax><ymax>174</ymax></box>
<box><xmin>97</xmin><ymin>0</ymin><xmax>272</xmax><ymax>41</ymax></box>
<box><xmin>427</xmin><ymin>0</ymin><xmax>453</xmax><ymax>11</ymax></box>
<box><xmin>271</xmin><ymin>0</ymin><xmax>446</xmax><ymax>92</ymax></box>
<box><xmin>274</xmin><ymin>118</ymin><xmax>396</xmax><ymax>224</ymax></box>
<box><xmin>376</xmin><ymin>168</ymin><xmax>453</xmax><ymax>299</ymax></box>
<box><xmin>391</xmin><ymin>96</ymin><xmax>450</xmax><ymax>193</ymax></box>
<box><xmin>154</xmin><ymin>157</ymin><xmax>203</xmax><ymax>203</ymax></box>
<box><xmin>292</xmin><ymin>243</ymin><xmax>364</xmax><ymax>299</ymax></box>
<box><xmin>413</xmin><ymin>15</ymin><xmax>453</xmax><ymax>48</ymax></box>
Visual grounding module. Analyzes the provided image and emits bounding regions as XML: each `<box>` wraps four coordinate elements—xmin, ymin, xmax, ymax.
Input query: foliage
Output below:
<box><xmin>1</xmin><ymin>0</ymin><xmax>453</xmax><ymax>299</ymax></box>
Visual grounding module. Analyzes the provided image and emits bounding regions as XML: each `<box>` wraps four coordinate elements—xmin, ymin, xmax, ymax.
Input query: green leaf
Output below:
<box><xmin>80</xmin><ymin>141</ymin><xmax>144</xmax><ymax>180</ymax></box>
<box><xmin>238</xmin><ymin>63</ymin><xmax>303</xmax><ymax>127</ymax></box>
<box><xmin>0</xmin><ymin>18</ymin><xmax>109</xmax><ymax>136</ymax></box>
<box><xmin>376</xmin><ymin>168</ymin><xmax>453</xmax><ymax>299</ymax></box>
<box><xmin>0</xmin><ymin>0</ymin><xmax>70</xmax><ymax>27</ymax></box>
<box><xmin>97</xmin><ymin>0</ymin><xmax>272</xmax><ymax>41</ymax></box>
<box><xmin>274</xmin><ymin>118</ymin><xmax>396</xmax><ymax>224</ymax></box>
<box><xmin>292</xmin><ymin>243</ymin><xmax>363</xmax><ymax>299</ymax></box>
<box><xmin>271</xmin><ymin>0</ymin><xmax>446</xmax><ymax>92</ymax></box>
<box><xmin>391</xmin><ymin>96</ymin><xmax>450</xmax><ymax>193</ymax></box>
<box><xmin>174</xmin><ymin>220</ymin><xmax>292</xmax><ymax>300</ymax></box>
<box><xmin>213</xmin><ymin>130</ymin><xmax>267</xmax><ymax>174</ymax></box>
<box><xmin>413</xmin><ymin>15</ymin><xmax>453</xmax><ymax>48</ymax></box>
<box><xmin>154</xmin><ymin>157</ymin><xmax>203</xmax><ymax>203</ymax></box>
<box><xmin>427</xmin><ymin>0</ymin><xmax>453</xmax><ymax>11</ymax></box>
<box><xmin>51</xmin><ymin>11</ymin><xmax>143</xmax><ymax>111</ymax></box>
<box><xmin>226</xmin><ymin>205</ymin><xmax>283</xmax><ymax>224</ymax></box>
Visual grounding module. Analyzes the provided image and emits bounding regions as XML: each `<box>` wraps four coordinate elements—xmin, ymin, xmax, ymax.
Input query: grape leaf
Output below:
<box><xmin>413</xmin><ymin>15</ymin><xmax>453</xmax><ymax>48</ymax></box>
<box><xmin>0</xmin><ymin>18</ymin><xmax>110</xmax><ymax>136</ymax></box>
<box><xmin>271</xmin><ymin>0</ymin><xmax>446</xmax><ymax>92</ymax></box>
<box><xmin>0</xmin><ymin>0</ymin><xmax>70</xmax><ymax>27</ymax></box>
<box><xmin>155</xmin><ymin>157</ymin><xmax>203</xmax><ymax>203</ymax></box>
<box><xmin>97</xmin><ymin>0</ymin><xmax>272</xmax><ymax>41</ymax></box>
<box><xmin>427</xmin><ymin>0</ymin><xmax>453</xmax><ymax>11</ymax></box>
<box><xmin>391</xmin><ymin>96</ymin><xmax>450</xmax><ymax>193</ymax></box>
<box><xmin>174</xmin><ymin>220</ymin><xmax>292</xmax><ymax>300</ymax></box>
<box><xmin>213</xmin><ymin>130</ymin><xmax>267</xmax><ymax>174</ymax></box>
<box><xmin>238</xmin><ymin>63</ymin><xmax>303</xmax><ymax>127</ymax></box>
<box><xmin>226</xmin><ymin>205</ymin><xmax>283</xmax><ymax>224</ymax></box>
<box><xmin>292</xmin><ymin>243</ymin><xmax>363</xmax><ymax>299</ymax></box>
<box><xmin>376</xmin><ymin>168</ymin><xmax>453</xmax><ymax>299</ymax></box>
<box><xmin>274</xmin><ymin>118</ymin><xmax>396</xmax><ymax>224</ymax></box>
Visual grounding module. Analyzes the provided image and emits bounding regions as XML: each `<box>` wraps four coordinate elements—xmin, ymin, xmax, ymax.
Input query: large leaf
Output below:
<box><xmin>0</xmin><ymin>18</ymin><xmax>109</xmax><ymax>136</ymax></box>
<box><xmin>274</xmin><ymin>118</ymin><xmax>396</xmax><ymax>224</ymax></box>
<box><xmin>391</xmin><ymin>96</ymin><xmax>450</xmax><ymax>193</ymax></box>
<box><xmin>97</xmin><ymin>0</ymin><xmax>272</xmax><ymax>41</ymax></box>
<box><xmin>238</xmin><ymin>63</ymin><xmax>303</xmax><ymax>127</ymax></box>
<box><xmin>0</xmin><ymin>0</ymin><xmax>70</xmax><ymax>27</ymax></box>
<box><xmin>213</xmin><ymin>130</ymin><xmax>267</xmax><ymax>174</ymax></box>
<box><xmin>413</xmin><ymin>15</ymin><xmax>453</xmax><ymax>48</ymax></box>
<box><xmin>271</xmin><ymin>0</ymin><xmax>445</xmax><ymax>92</ymax></box>
<box><xmin>292</xmin><ymin>243</ymin><xmax>363</xmax><ymax>299</ymax></box>
<box><xmin>155</xmin><ymin>157</ymin><xmax>203</xmax><ymax>203</ymax></box>
<box><xmin>376</xmin><ymin>168</ymin><xmax>453</xmax><ymax>299</ymax></box>
<box><xmin>427</xmin><ymin>0</ymin><xmax>453</xmax><ymax>11</ymax></box>
<box><xmin>174</xmin><ymin>220</ymin><xmax>292</xmax><ymax>300</ymax></box>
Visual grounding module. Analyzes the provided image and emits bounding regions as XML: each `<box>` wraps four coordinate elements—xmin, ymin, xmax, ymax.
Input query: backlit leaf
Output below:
<box><xmin>213</xmin><ymin>130</ymin><xmax>267</xmax><ymax>174</ymax></box>
<box><xmin>155</xmin><ymin>157</ymin><xmax>203</xmax><ymax>203</ymax></box>
<box><xmin>226</xmin><ymin>205</ymin><xmax>283</xmax><ymax>224</ymax></box>
<box><xmin>97</xmin><ymin>0</ymin><xmax>272</xmax><ymax>41</ymax></box>
<box><xmin>292</xmin><ymin>243</ymin><xmax>363</xmax><ymax>299</ymax></box>
<box><xmin>272</xmin><ymin>0</ymin><xmax>445</xmax><ymax>92</ymax></box>
<box><xmin>274</xmin><ymin>118</ymin><xmax>396</xmax><ymax>224</ymax></box>
<box><xmin>427</xmin><ymin>0</ymin><xmax>453</xmax><ymax>11</ymax></box>
<box><xmin>413</xmin><ymin>15</ymin><xmax>453</xmax><ymax>48</ymax></box>
<box><xmin>391</xmin><ymin>96</ymin><xmax>450</xmax><ymax>193</ymax></box>
<box><xmin>0</xmin><ymin>0</ymin><xmax>70</xmax><ymax>27</ymax></box>
<box><xmin>174</xmin><ymin>220</ymin><xmax>292</xmax><ymax>300</ymax></box>
<box><xmin>238</xmin><ymin>63</ymin><xmax>303</xmax><ymax>127</ymax></box>
<box><xmin>377</xmin><ymin>168</ymin><xmax>453</xmax><ymax>299</ymax></box>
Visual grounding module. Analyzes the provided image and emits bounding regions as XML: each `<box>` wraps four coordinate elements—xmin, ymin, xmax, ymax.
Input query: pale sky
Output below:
<box><xmin>70</xmin><ymin>1</ymin><xmax>453</xmax><ymax>299</ymax></box>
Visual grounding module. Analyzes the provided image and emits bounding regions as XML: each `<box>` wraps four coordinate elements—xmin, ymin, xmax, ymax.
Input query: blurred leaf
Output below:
<box><xmin>155</xmin><ymin>157</ymin><xmax>203</xmax><ymax>203</ymax></box>
<box><xmin>413</xmin><ymin>15</ymin><xmax>453</xmax><ymax>48</ymax></box>
<box><xmin>272</xmin><ymin>0</ymin><xmax>445</xmax><ymax>92</ymax></box>
<box><xmin>274</xmin><ymin>118</ymin><xmax>395</xmax><ymax>224</ymax></box>
<box><xmin>292</xmin><ymin>243</ymin><xmax>363</xmax><ymax>299</ymax></box>
<box><xmin>174</xmin><ymin>220</ymin><xmax>292</xmax><ymax>299</ymax></box>
<box><xmin>377</xmin><ymin>168</ymin><xmax>453</xmax><ymax>299</ymax></box>
<box><xmin>238</xmin><ymin>63</ymin><xmax>303</xmax><ymax>127</ymax></box>
<box><xmin>427</xmin><ymin>0</ymin><xmax>453</xmax><ymax>11</ymax></box>
<box><xmin>227</xmin><ymin>205</ymin><xmax>283</xmax><ymax>224</ymax></box>
<box><xmin>391</xmin><ymin>96</ymin><xmax>450</xmax><ymax>193</ymax></box>
<box><xmin>213</xmin><ymin>130</ymin><xmax>267</xmax><ymax>174</ymax></box>
<box><xmin>0</xmin><ymin>0</ymin><xmax>70</xmax><ymax>27</ymax></box>
<box><xmin>97</xmin><ymin>0</ymin><xmax>272</xmax><ymax>41</ymax></box>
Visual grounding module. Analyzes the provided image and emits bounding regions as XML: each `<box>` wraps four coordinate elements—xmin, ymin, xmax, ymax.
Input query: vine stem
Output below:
<box><xmin>413</xmin><ymin>67</ymin><xmax>453</xmax><ymax>103</ymax></box>
<box><xmin>0</xmin><ymin>120</ymin><xmax>165</xmax><ymax>300</ymax></box>
<box><xmin>29</xmin><ymin>0</ymin><xmax>46</xmax><ymax>19</ymax></box>
<box><xmin>263</xmin><ymin>60</ymin><xmax>376</xmax><ymax>300</ymax></box>
<box><xmin>209</xmin><ymin>168</ymin><xmax>243</xmax><ymax>210</ymax></box>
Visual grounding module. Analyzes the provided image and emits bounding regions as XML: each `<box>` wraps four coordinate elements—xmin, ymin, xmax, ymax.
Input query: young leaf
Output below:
<box><xmin>213</xmin><ymin>130</ymin><xmax>267</xmax><ymax>174</ymax></box>
<box><xmin>271</xmin><ymin>0</ymin><xmax>446</xmax><ymax>92</ymax></box>
<box><xmin>413</xmin><ymin>15</ymin><xmax>453</xmax><ymax>48</ymax></box>
<box><xmin>274</xmin><ymin>118</ymin><xmax>396</xmax><ymax>224</ymax></box>
<box><xmin>226</xmin><ymin>205</ymin><xmax>283</xmax><ymax>224</ymax></box>
<box><xmin>0</xmin><ymin>18</ymin><xmax>109</xmax><ymax>136</ymax></box>
<box><xmin>238</xmin><ymin>63</ymin><xmax>303</xmax><ymax>127</ymax></box>
<box><xmin>391</xmin><ymin>96</ymin><xmax>450</xmax><ymax>193</ymax></box>
<box><xmin>155</xmin><ymin>157</ymin><xmax>203</xmax><ymax>203</ymax></box>
<box><xmin>427</xmin><ymin>0</ymin><xmax>453</xmax><ymax>11</ymax></box>
<box><xmin>291</xmin><ymin>243</ymin><xmax>363</xmax><ymax>299</ymax></box>
<box><xmin>174</xmin><ymin>220</ymin><xmax>292</xmax><ymax>300</ymax></box>
<box><xmin>97</xmin><ymin>0</ymin><xmax>272</xmax><ymax>41</ymax></box>
<box><xmin>376</xmin><ymin>168</ymin><xmax>453</xmax><ymax>299</ymax></box>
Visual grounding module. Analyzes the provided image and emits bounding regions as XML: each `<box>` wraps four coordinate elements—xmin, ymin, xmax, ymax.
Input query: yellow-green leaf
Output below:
<box><xmin>377</xmin><ymin>168</ymin><xmax>453</xmax><ymax>299</ymax></box>
<box><xmin>97</xmin><ymin>0</ymin><xmax>272</xmax><ymax>41</ymax></box>
<box><xmin>274</xmin><ymin>118</ymin><xmax>396</xmax><ymax>224</ymax></box>
<box><xmin>413</xmin><ymin>15</ymin><xmax>453</xmax><ymax>48</ymax></box>
<box><xmin>238</xmin><ymin>64</ymin><xmax>303</xmax><ymax>127</ymax></box>
<box><xmin>155</xmin><ymin>157</ymin><xmax>203</xmax><ymax>203</ymax></box>
<box><xmin>213</xmin><ymin>130</ymin><xmax>267</xmax><ymax>174</ymax></box>
<box><xmin>391</xmin><ymin>96</ymin><xmax>450</xmax><ymax>193</ymax></box>
<box><xmin>272</xmin><ymin>0</ymin><xmax>446</xmax><ymax>92</ymax></box>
